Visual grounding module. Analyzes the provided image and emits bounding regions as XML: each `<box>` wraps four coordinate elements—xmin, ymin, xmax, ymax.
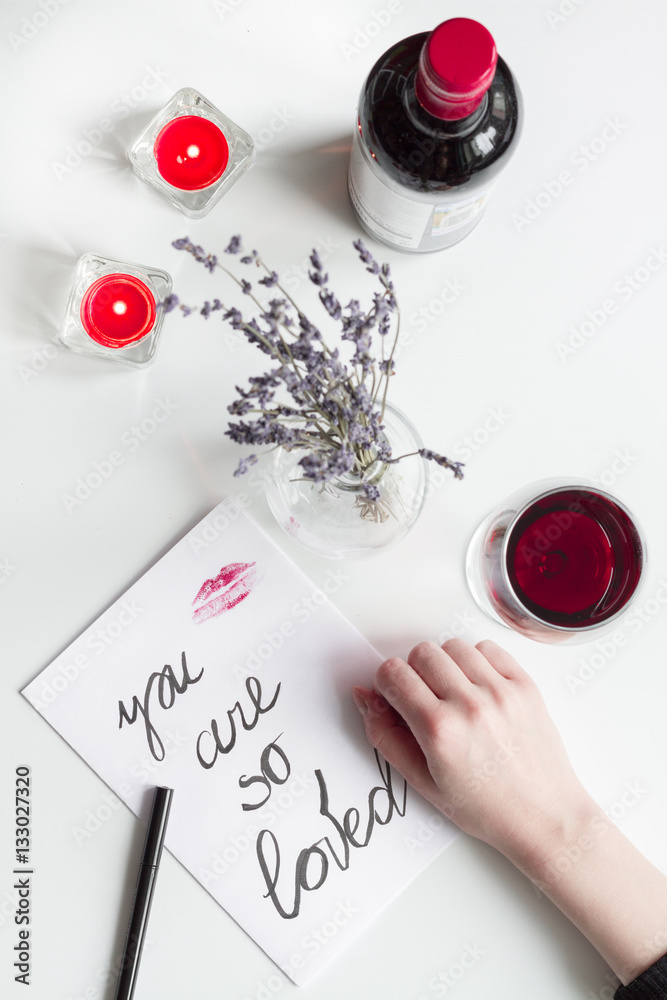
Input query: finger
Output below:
<box><xmin>407</xmin><ymin>640</ymin><xmax>471</xmax><ymax>700</ymax></box>
<box><xmin>441</xmin><ymin>638</ymin><xmax>505</xmax><ymax>688</ymax></box>
<box><xmin>373</xmin><ymin>656</ymin><xmax>441</xmax><ymax>742</ymax></box>
<box><xmin>352</xmin><ymin>686</ymin><xmax>439</xmax><ymax>803</ymax></box>
<box><xmin>474</xmin><ymin>640</ymin><xmax>530</xmax><ymax>683</ymax></box>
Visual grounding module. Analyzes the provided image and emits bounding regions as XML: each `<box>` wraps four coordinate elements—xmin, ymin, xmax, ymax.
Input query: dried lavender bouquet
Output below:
<box><xmin>162</xmin><ymin>235</ymin><xmax>463</xmax><ymax>521</ymax></box>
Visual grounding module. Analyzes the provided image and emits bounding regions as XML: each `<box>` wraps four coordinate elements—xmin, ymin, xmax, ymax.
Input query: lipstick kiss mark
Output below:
<box><xmin>192</xmin><ymin>562</ymin><xmax>260</xmax><ymax>624</ymax></box>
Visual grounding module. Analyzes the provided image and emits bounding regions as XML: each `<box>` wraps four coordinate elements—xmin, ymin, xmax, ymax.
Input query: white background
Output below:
<box><xmin>1</xmin><ymin>1</ymin><xmax>666</xmax><ymax>999</ymax></box>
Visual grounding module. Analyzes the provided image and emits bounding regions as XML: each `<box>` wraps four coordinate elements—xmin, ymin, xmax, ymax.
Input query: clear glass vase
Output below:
<box><xmin>264</xmin><ymin>403</ymin><xmax>428</xmax><ymax>558</ymax></box>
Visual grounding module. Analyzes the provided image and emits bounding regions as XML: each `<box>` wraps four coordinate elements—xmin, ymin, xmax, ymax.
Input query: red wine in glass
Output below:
<box><xmin>466</xmin><ymin>481</ymin><xmax>645</xmax><ymax>643</ymax></box>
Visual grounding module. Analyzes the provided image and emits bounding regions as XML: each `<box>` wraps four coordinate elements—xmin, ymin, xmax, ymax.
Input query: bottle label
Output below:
<box><xmin>431</xmin><ymin>189</ymin><xmax>494</xmax><ymax>236</ymax></box>
<box><xmin>348</xmin><ymin>131</ymin><xmax>494</xmax><ymax>249</ymax></box>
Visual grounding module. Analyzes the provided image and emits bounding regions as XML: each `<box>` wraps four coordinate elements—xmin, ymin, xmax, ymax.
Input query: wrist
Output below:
<box><xmin>503</xmin><ymin>793</ymin><xmax>667</xmax><ymax>984</ymax></box>
<box><xmin>502</xmin><ymin>788</ymin><xmax>603</xmax><ymax>884</ymax></box>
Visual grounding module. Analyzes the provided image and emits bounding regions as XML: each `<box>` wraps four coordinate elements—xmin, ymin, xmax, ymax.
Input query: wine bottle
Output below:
<box><xmin>348</xmin><ymin>18</ymin><xmax>522</xmax><ymax>253</ymax></box>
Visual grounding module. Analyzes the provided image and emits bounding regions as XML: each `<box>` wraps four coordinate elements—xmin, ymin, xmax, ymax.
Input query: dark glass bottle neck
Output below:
<box><xmin>403</xmin><ymin>70</ymin><xmax>489</xmax><ymax>137</ymax></box>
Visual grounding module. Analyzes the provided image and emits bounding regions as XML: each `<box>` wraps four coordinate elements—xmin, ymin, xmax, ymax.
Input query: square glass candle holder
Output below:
<box><xmin>128</xmin><ymin>87</ymin><xmax>255</xmax><ymax>219</ymax></box>
<box><xmin>59</xmin><ymin>253</ymin><xmax>172</xmax><ymax>368</ymax></box>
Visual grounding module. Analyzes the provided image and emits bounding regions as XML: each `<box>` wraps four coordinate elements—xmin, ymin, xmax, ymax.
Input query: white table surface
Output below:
<box><xmin>2</xmin><ymin>1</ymin><xmax>667</xmax><ymax>998</ymax></box>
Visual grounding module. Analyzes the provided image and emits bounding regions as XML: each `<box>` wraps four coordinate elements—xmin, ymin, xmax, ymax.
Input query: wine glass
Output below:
<box><xmin>465</xmin><ymin>478</ymin><xmax>646</xmax><ymax>644</ymax></box>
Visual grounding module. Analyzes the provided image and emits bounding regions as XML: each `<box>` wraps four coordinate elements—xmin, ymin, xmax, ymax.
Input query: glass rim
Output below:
<box><xmin>498</xmin><ymin>477</ymin><xmax>647</xmax><ymax>634</ymax></box>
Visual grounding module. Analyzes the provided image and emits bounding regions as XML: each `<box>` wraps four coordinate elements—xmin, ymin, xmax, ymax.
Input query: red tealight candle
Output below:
<box><xmin>80</xmin><ymin>273</ymin><xmax>156</xmax><ymax>349</ymax></box>
<box><xmin>154</xmin><ymin>115</ymin><xmax>230</xmax><ymax>190</ymax></box>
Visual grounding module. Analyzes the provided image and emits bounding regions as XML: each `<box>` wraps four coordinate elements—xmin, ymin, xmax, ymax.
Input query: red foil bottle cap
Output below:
<box><xmin>415</xmin><ymin>18</ymin><xmax>498</xmax><ymax>121</ymax></box>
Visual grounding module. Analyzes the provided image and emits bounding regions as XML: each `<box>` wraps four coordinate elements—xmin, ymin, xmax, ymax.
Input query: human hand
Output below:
<box><xmin>353</xmin><ymin>638</ymin><xmax>667</xmax><ymax>984</ymax></box>
<box><xmin>353</xmin><ymin>638</ymin><xmax>594</xmax><ymax>874</ymax></box>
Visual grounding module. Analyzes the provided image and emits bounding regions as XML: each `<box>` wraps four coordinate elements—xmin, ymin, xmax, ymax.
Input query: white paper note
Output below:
<box><xmin>22</xmin><ymin>499</ymin><xmax>458</xmax><ymax>985</ymax></box>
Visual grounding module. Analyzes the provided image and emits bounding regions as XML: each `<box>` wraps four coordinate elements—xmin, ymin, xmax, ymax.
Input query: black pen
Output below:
<box><xmin>114</xmin><ymin>786</ymin><xmax>173</xmax><ymax>1000</ymax></box>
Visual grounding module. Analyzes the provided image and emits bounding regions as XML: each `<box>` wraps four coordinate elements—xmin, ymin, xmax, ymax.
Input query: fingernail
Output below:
<box><xmin>371</xmin><ymin>690</ymin><xmax>391</xmax><ymax>714</ymax></box>
<box><xmin>352</xmin><ymin>688</ymin><xmax>368</xmax><ymax>717</ymax></box>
